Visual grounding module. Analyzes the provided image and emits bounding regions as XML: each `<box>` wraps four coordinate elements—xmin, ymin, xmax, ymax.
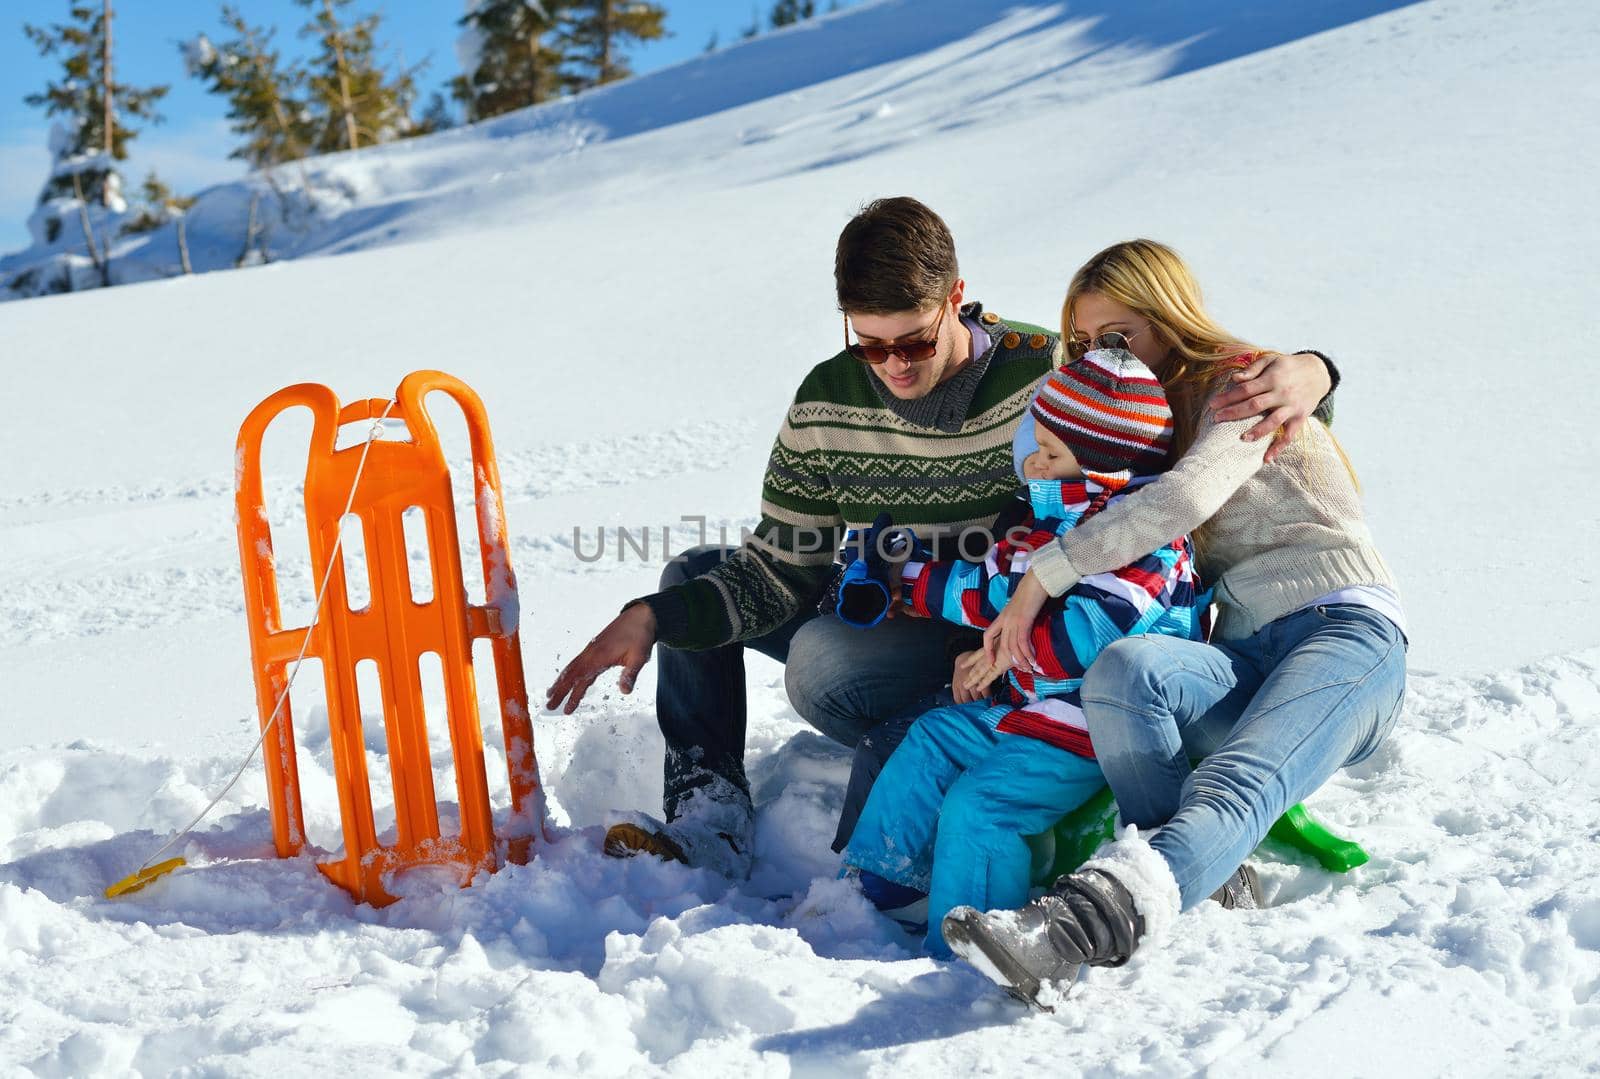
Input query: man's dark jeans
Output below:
<box><xmin>656</xmin><ymin>544</ymin><xmax>973</xmax><ymax>845</ymax></box>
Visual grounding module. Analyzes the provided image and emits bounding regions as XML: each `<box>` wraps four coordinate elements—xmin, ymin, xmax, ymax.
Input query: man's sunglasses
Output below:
<box><xmin>845</xmin><ymin>303</ymin><xmax>949</xmax><ymax>365</ymax></box>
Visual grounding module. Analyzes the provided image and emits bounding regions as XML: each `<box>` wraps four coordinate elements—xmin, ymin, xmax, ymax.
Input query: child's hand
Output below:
<box><xmin>884</xmin><ymin>572</ymin><xmax>927</xmax><ymax>618</ymax></box>
<box><xmin>965</xmin><ymin>657</ymin><xmax>1010</xmax><ymax>695</ymax></box>
<box><xmin>952</xmin><ymin>649</ymin><xmax>1005</xmax><ymax>703</ymax></box>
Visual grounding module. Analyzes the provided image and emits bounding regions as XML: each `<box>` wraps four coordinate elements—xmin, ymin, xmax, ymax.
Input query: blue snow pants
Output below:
<box><xmin>841</xmin><ymin>700</ymin><xmax>1106</xmax><ymax>958</ymax></box>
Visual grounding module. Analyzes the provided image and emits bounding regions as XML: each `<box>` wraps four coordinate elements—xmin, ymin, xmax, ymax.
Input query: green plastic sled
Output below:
<box><xmin>1035</xmin><ymin>786</ymin><xmax>1369</xmax><ymax>884</ymax></box>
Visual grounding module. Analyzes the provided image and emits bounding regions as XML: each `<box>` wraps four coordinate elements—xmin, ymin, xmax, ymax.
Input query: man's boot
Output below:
<box><xmin>603</xmin><ymin>773</ymin><xmax>756</xmax><ymax>879</ymax></box>
<box><xmin>603</xmin><ymin>813</ymin><xmax>753</xmax><ymax>878</ymax></box>
<box><xmin>604</xmin><ymin>821</ymin><xmax>688</xmax><ymax>863</ymax></box>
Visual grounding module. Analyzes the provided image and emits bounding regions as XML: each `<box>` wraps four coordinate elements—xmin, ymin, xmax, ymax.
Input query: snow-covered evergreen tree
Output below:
<box><xmin>453</xmin><ymin>1</ymin><xmax>571</xmax><ymax>122</ymax></box>
<box><xmin>20</xmin><ymin>1</ymin><xmax>168</xmax><ymax>289</ymax></box>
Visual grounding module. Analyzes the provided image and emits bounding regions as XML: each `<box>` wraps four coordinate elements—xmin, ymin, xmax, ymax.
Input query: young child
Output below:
<box><xmin>840</xmin><ymin>346</ymin><xmax>1205</xmax><ymax>957</ymax></box>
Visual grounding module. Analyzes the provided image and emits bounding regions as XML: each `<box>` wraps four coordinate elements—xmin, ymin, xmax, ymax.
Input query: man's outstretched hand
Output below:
<box><xmin>545</xmin><ymin>603</ymin><xmax>657</xmax><ymax>715</ymax></box>
<box><xmin>1208</xmin><ymin>351</ymin><xmax>1332</xmax><ymax>464</ymax></box>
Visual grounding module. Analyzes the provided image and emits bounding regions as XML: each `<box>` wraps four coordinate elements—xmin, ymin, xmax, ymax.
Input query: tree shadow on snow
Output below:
<box><xmin>478</xmin><ymin>0</ymin><xmax>1420</xmax><ymax>150</ymax></box>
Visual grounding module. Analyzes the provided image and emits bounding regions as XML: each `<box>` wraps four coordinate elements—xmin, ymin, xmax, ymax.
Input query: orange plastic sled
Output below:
<box><xmin>234</xmin><ymin>370</ymin><xmax>544</xmax><ymax>907</ymax></box>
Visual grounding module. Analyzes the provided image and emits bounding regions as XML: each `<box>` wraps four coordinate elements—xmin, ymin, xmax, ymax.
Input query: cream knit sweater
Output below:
<box><xmin>1028</xmin><ymin>397</ymin><xmax>1397</xmax><ymax>641</ymax></box>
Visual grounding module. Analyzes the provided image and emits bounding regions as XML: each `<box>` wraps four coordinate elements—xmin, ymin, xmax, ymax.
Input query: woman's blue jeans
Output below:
<box><xmin>1081</xmin><ymin>603</ymin><xmax>1407</xmax><ymax>911</ymax></box>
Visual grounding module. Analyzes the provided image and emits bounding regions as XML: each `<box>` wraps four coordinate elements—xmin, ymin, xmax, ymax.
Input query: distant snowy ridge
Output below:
<box><xmin>2</xmin><ymin>0</ymin><xmax>1415</xmax><ymax>301</ymax></box>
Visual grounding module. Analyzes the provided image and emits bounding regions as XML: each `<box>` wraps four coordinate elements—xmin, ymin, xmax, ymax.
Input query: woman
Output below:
<box><xmin>942</xmin><ymin>240</ymin><xmax>1407</xmax><ymax>1006</ymax></box>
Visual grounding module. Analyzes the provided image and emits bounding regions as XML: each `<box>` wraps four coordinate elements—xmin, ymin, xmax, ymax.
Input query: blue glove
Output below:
<box><xmin>820</xmin><ymin>512</ymin><xmax>923</xmax><ymax>628</ymax></box>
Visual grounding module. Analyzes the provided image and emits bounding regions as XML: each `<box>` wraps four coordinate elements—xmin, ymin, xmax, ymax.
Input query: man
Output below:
<box><xmin>544</xmin><ymin>197</ymin><xmax>1333</xmax><ymax>876</ymax></box>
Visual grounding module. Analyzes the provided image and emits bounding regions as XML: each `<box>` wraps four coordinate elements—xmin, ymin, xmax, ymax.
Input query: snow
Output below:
<box><xmin>475</xmin><ymin>465</ymin><xmax>521</xmax><ymax>637</ymax></box>
<box><xmin>180</xmin><ymin>34</ymin><xmax>219</xmax><ymax>78</ymax></box>
<box><xmin>2</xmin><ymin>0</ymin><xmax>1598</xmax><ymax>1072</ymax></box>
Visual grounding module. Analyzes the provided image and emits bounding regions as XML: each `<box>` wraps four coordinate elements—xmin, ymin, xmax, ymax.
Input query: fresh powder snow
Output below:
<box><xmin>1</xmin><ymin>0</ymin><xmax>1597</xmax><ymax>1074</ymax></box>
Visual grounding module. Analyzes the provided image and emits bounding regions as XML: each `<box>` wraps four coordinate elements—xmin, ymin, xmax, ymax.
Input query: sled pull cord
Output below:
<box><xmin>104</xmin><ymin>400</ymin><xmax>399</xmax><ymax>900</ymax></box>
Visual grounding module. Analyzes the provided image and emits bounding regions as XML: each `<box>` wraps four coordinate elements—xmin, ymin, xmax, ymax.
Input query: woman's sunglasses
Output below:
<box><xmin>1066</xmin><ymin>323</ymin><xmax>1151</xmax><ymax>359</ymax></box>
<box><xmin>845</xmin><ymin>303</ymin><xmax>949</xmax><ymax>365</ymax></box>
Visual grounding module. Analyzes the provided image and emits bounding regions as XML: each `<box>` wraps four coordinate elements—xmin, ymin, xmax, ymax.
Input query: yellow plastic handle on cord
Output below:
<box><xmin>105</xmin><ymin>857</ymin><xmax>186</xmax><ymax>899</ymax></box>
<box><xmin>104</xmin><ymin>400</ymin><xmax>400</xmax><ymax>907</ymax></box>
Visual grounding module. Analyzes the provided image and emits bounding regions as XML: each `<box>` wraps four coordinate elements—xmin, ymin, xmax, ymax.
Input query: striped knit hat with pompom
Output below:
<box><xmin>1031</xmin><ymin>349</ymin><xmax>1174</xmax><ymax>475</ymax></box>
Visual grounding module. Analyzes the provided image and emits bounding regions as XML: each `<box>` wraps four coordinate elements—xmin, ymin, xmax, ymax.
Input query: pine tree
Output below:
<box><xmin>21</xmin><ymin>1</ymin><xmax>167</xmax><ymax>286</ymax></box>
<box><xmin>452</xmin><ymin>0</ymin><xmax>570</xmax><ymax>122</ymax></box>
<box><xmin>121</xmin><ymin>172</ymin><xmax>195</xmax><ymax>234</ymax></box>
<box><xmin>559</xmin><ymin>1</ymin><xmax>668</xmax><ymax>90</ymax></box>
<box><xmin>183</xmin><ymin>7</ymin><xmax>313</xmax><ymax>170</ymax></box>
<box><xmin>296</xmin><ymin>0</ymin><xmax>416</xmax><ymax>153</ymax></box>
<box><xmin>120</xmin><ymin>170</ymin><xmax>198</xmax><ymax>275</ymax></box>
<box><xmin>23</xmin><ymin>2</ymin><xmax>168</xmax><ymax>208</ymax></box>
<box><xmin>769</xmin><ymin>0</ymin><xmax>815</xmax><ymax>28</ymax></box>
<box><xmin>414</xmin><ymin>91</ymin><xmax>457</xmax><ymax>134</ymax></box>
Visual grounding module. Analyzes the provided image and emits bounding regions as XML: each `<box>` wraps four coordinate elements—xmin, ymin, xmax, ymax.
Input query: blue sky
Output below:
<box><xmin>0</xmin><ymin>1</ymin><xmax>853</xmax><ymax>251</ymax></box>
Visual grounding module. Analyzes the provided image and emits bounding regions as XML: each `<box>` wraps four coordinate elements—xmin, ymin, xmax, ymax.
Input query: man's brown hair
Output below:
<box><xmin>834</xmin><ymin>196</ymin><xmax>959</xmax><ymax>314</ymax></box>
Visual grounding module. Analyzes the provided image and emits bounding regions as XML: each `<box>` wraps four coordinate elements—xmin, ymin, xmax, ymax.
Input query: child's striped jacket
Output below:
<box><xmin>900</xmin><ymin>474</ymin><xmax>1204</xmax><ymax>758</ymax></box>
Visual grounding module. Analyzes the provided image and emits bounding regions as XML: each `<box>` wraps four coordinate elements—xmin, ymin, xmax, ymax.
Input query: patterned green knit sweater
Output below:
<box><xmin>637</xmin><ymin>303</ymin><xmax>1061</xmax><ymax>650</ymax></box>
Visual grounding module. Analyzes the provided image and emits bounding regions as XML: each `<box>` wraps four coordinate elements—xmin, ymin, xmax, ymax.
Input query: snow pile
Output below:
<box><xmin>1</xmin><ymin>0</ymin><xmax>1598</xmax><ymax>1071</ymax></box>
<box><xmin>3</xmin><ymin>654</ymin><xmax>1598</xmax><ymax>1072</ymax></box>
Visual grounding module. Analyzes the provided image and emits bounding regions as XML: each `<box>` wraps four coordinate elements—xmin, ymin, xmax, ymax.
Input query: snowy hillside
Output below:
<box><xmin>1</xmin><ymin>0</ymin><xmax>1424</xmax><ymax>294</ymax></box>
<box><xmin>3</xmin><ymin>0</ymin><xmax>1599</xmax><ymax>1073</ymax></box>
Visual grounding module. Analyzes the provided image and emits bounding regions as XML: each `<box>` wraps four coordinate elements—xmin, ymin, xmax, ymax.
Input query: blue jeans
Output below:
<box><xmin>656</xmin><ymin>545</ymin><xmax>975</xmax><ymax>824</ymax></box>
<box><xmin>842</xmin><ymin>701</ymin><xmax>1106</xmax><ymax>958</ymax></box>
<box><xmin>1081</xmin><ymin>604</ymin><xmax>1407</xmax><ymax>911</ymax></box>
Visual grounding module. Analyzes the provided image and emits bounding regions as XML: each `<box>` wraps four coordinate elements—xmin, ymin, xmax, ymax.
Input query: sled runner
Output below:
<box><xmin>233</xmin><ymin>370</ymin><xmax>544</xmax><ymax>907</ymax></box>
<box><xmin>1042</xmin><ymin>786</ymin><xmax>1369</xmax><ymax>883</ymax></box>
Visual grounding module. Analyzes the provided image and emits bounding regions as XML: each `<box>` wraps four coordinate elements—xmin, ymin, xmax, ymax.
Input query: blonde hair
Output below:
<box><xmin>1062</xmin><ymin>239</ymin><xmax>1357</xmax><ymax>487</ymax></box>
<box><xmin>1062</xmin><ymin>239</ymin><xmax>1252</xmax><ymax>461</ymax></box>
